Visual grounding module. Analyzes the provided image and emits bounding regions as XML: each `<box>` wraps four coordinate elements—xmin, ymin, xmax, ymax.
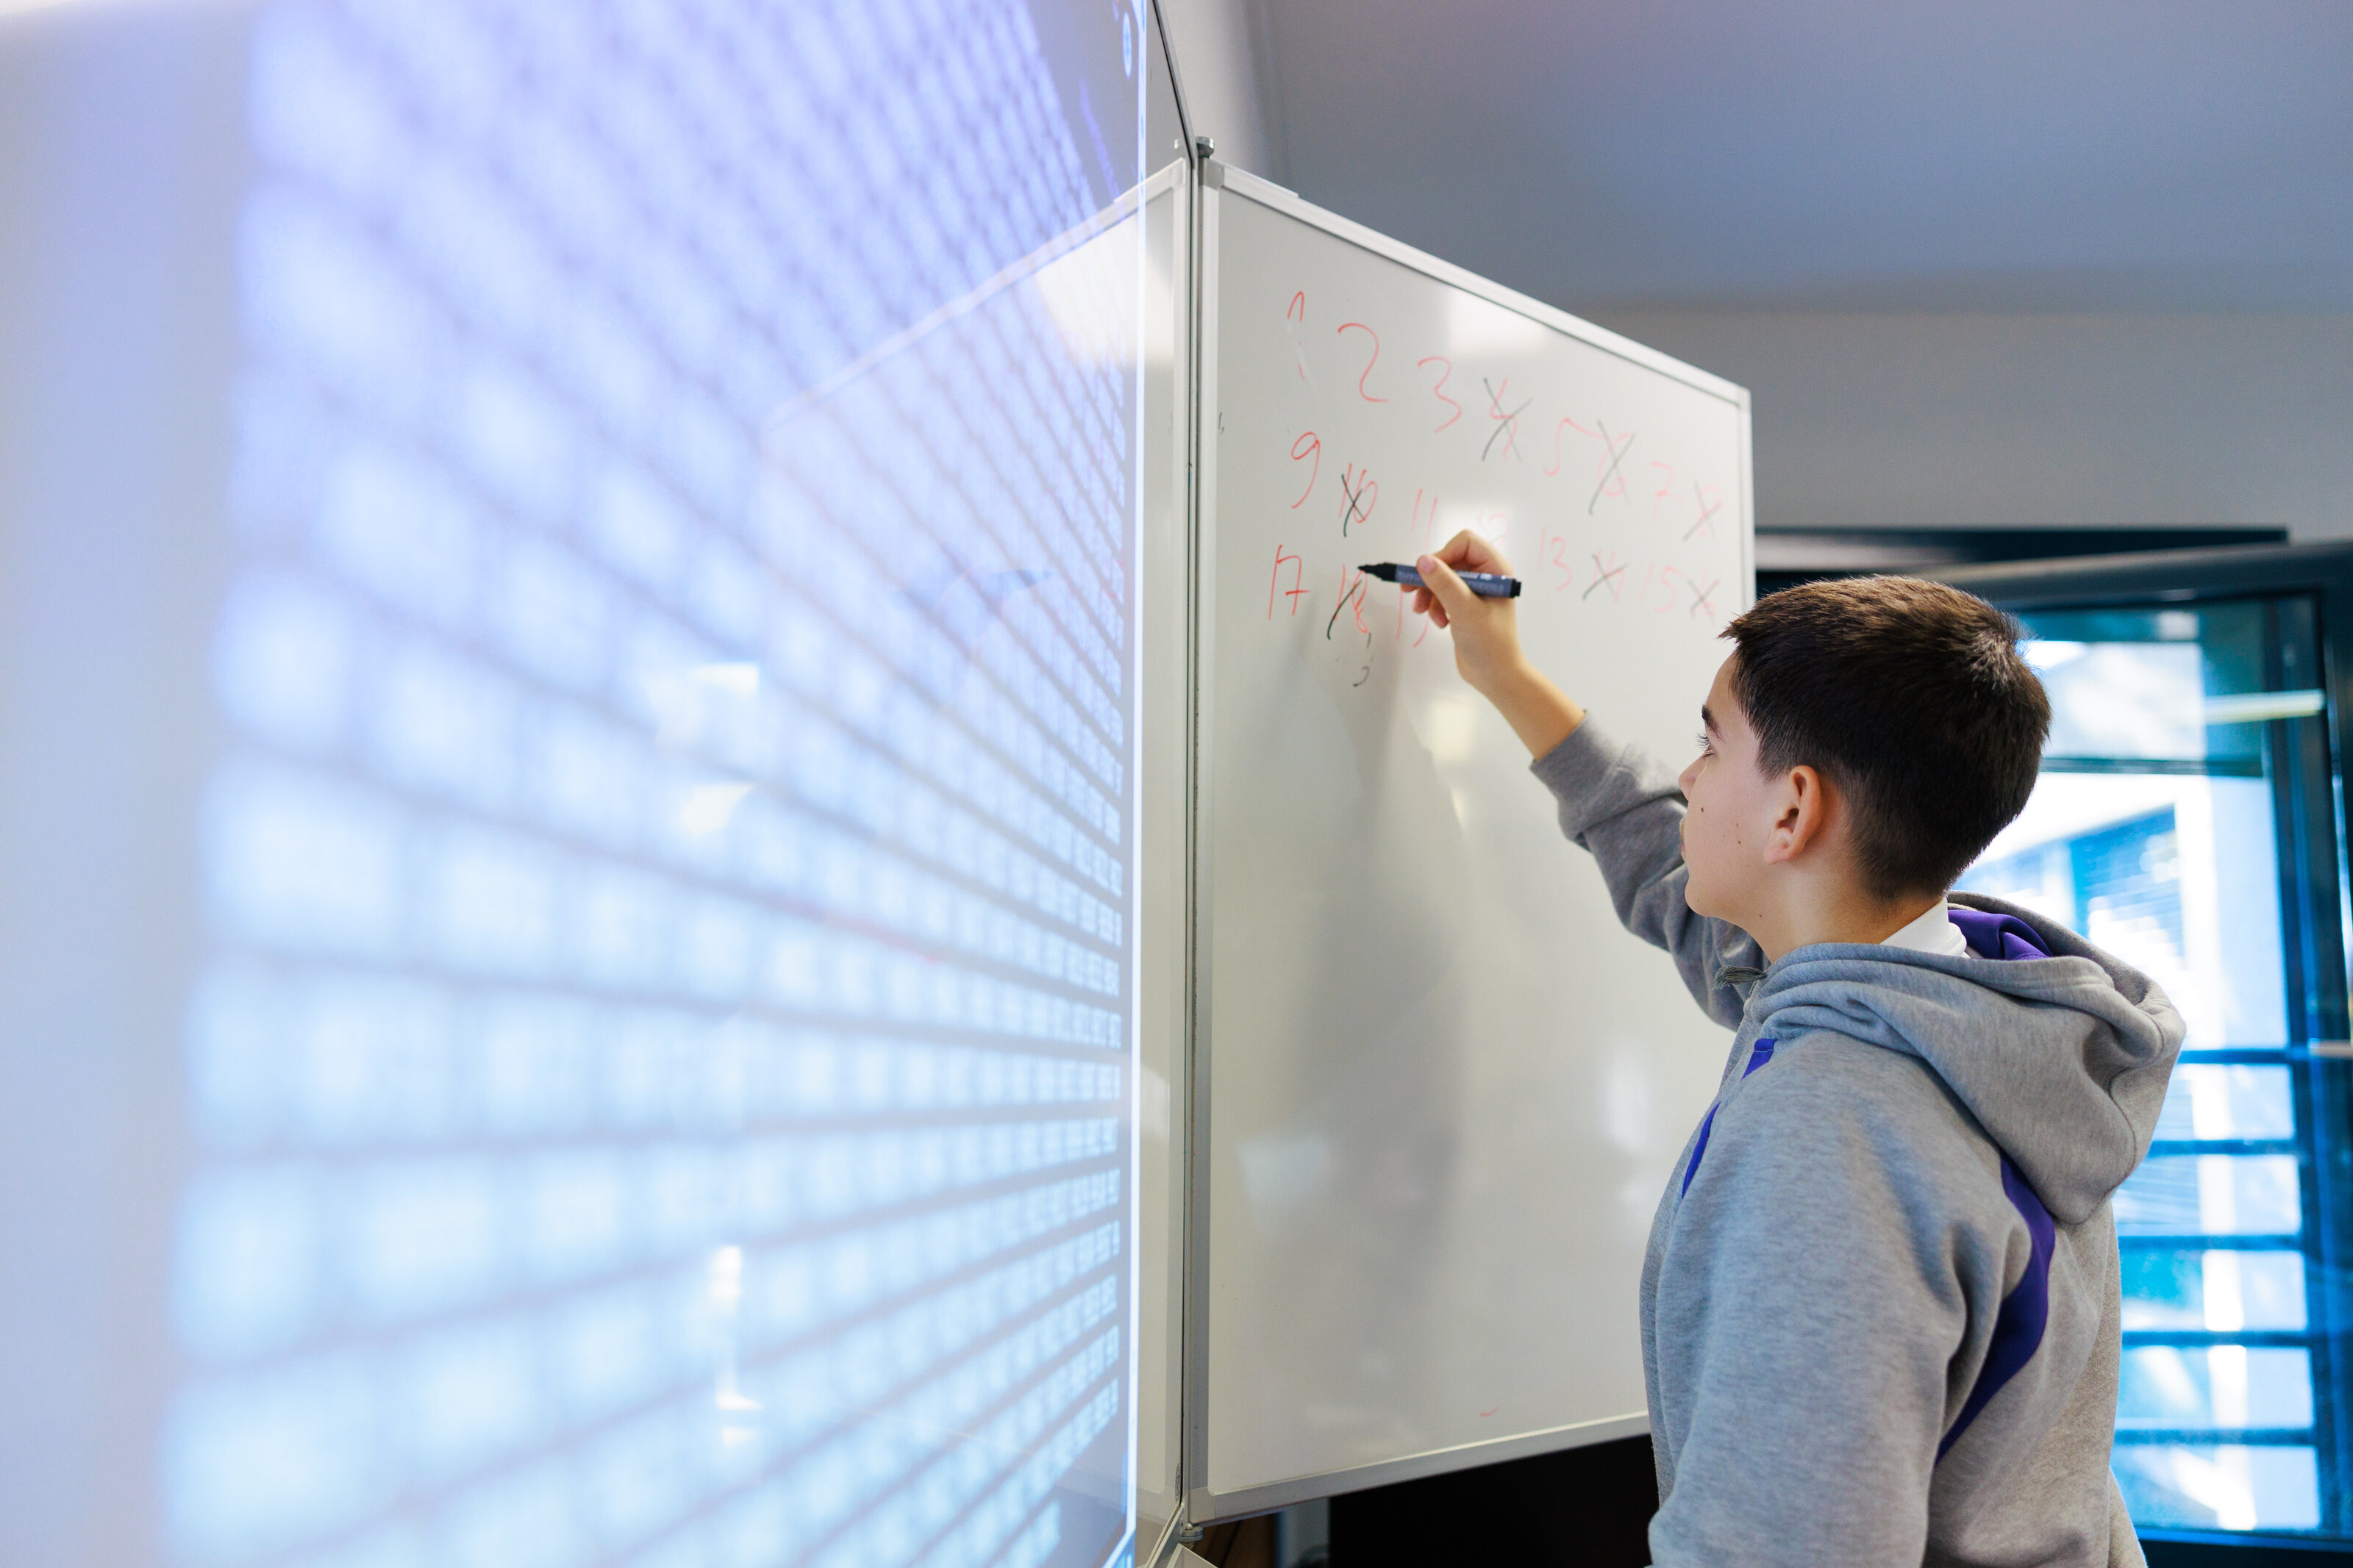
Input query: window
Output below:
<box><xmin>1963</xmin><ymin>596</ymin><xmax>2353</xmax><ymax>1541</ymax></box>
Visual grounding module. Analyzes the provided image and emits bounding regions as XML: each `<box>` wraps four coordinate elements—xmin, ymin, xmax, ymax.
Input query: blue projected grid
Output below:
<box><xmin>167</xmin><ymin>2</ymin><xmax>1145</xmax><ymax>1565</ymax></box>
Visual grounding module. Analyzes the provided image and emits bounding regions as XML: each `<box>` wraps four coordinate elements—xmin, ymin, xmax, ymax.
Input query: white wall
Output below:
<box><xmin>1156</xmin><ymin>0</ymin><xmax>1282</xmax><ymax>182</ymax></box>
<box><xmin>1151</xmin><ymin>7</ymin><xmax>2353</xmax><ymax>545</ymax></box>
<box><xmin>1586</xmin><ymin>310</ymin><xmax>2353</xmax><ymax>541</ymax></box>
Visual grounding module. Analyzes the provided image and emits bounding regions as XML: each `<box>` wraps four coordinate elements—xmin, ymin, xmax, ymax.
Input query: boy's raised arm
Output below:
<box><xmin>1415</xmin><ymin>536</ymin><xmax>1755</xmax><ymax>1027</ymax></box>
<box><xmin>1530</xmin><ymin>720</ymin><xmax>1754</xmax><ymax>1028</ymax></box>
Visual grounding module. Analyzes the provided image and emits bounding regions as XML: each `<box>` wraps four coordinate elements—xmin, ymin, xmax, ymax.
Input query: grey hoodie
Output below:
<box><xmin>1534</xmin><ymin>719</ymin><xmax>2186</xmax><ymax>1568</ymax></box>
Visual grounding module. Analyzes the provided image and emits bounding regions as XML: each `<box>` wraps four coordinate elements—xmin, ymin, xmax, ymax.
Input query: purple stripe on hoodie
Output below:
<box><xmin>1679</xmin><ymin>1037</ymin><xmax>1777</xmax><ymax>1198</ymax></box>
<box><xmin>1941</xmin><ymin>1156</ymin><xmax>2059</xmax><ymax>1458</ymax></box>
<box><xmin>1936</xmin><ymin>906</ymin><xmax>2060</xmax><ymax>1461</ymax></box>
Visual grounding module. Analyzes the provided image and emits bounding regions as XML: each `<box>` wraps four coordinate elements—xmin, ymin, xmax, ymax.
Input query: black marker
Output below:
<box><xmin>1359</xmin><ymin>562</ymin><xmax>1523</xmax><ymax>598</ymax></box>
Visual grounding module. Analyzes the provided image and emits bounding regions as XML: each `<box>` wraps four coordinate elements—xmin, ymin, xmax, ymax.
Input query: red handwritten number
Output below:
<box><xmin>1287</xmin><ymin>291</ymin><xmax>1306</xmax><ymax>323</ymax></box>
<box><xmin>1687</xmin><ymin>483</ymin><xmax>1724</xmax><ymax>541</ymax></box>
<box><xmin>1337</xmin><ymin>322</ymin><xmax>1388</xmax><ymax>403</ymax></box>
<box><xmin>1651</xmin><ymin>461</ymin><xmax>1677</xmax><ymax>515</ymax></box>
<box><xmin>1339</xmin><ymin>463</ymin><xmax>1379</xmax><ymax>535</ymax></box>
<box><xmin>1584</xmin><ymin>551</ymin><xmax>1627</xmax><ymax>604</ymax></box>
<box><xmin>1417</xmin><ymin>356</ymin><xmax>1462</xmax><ymax>431</ymax></box>
<box><xmin>1544</xmin><ymin>416</ymin><xmax>1595</xmax><ymax>478</ymax></box>
<box><xmin>1290</xmin><ymin>432</ymin><xmax>1321</xmax><ymax>509</ymax></box>
<box><xmin>1544</xmin><ymin>531</ymin><xmax>1574</xmax><ymax>593</ymax></box>
<box><xmin>1483</xmin><ymin>380</ymin><xmax>1526</xmax><ymax>462</ymax></box>
<box><xmin>1599</xmin><ymin>426</ymin><xmax>1635</xmax><ymax>498</ymax></box>
<box><xmin>1268</xmin><ymin>545</ymin><xmax>1307</xmax><ymax>620</ymax></box>
<box><xmin>1325</xmin><ymin>566</ymin><xmax>1368</xmax><ymax>642</ymax></box>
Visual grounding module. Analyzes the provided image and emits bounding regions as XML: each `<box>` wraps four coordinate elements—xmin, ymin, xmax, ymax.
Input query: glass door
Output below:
<box><xmin>1949</xmin><ymin>553</ymin><xmax>2353</xmax><ymax>1549</ymax></box>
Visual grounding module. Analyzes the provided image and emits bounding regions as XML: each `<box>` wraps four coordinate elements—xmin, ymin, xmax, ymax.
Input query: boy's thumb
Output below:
<box><xmin>1417</xmin><ymin>554</ymin><xmax>1474</xmax><ymax>617</ymax></box>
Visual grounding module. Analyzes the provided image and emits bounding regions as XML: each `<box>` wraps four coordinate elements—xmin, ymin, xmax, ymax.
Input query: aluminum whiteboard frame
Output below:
<box><xmin>1182</xmin><ymin>158</ymin><xmax>1755</xmax><ymax>1524</ymax></box>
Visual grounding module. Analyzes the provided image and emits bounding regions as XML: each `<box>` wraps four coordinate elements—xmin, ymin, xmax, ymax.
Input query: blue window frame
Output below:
<box><xmin>1947</xmin><ymin>551</ymin><xmax>2353</xmax><ymax>1550</ymax></box>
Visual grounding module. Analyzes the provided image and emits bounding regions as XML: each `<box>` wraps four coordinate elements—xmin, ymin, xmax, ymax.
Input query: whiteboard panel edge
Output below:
<box><xmin>1738</xmin><ymin>384</ymin><xmax>1759</xmax><ymax>607</ymax></box>
<box><xmin>1181</xmin><ymin>172</ymin><xmax>1225</xmax><ymax>1504</ymax></box>
<box><xmin>1206</xmin><ymin>161</ymin><xmax>1749</xmax><ymax>409</ymax></box>
<box><xmin>1191</xmin><ymin>1411</ymin><xmax>1651</xmax><ymax>1522</ymax></box>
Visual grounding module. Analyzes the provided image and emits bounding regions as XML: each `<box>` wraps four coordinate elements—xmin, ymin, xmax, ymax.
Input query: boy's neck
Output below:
<box><xmin>1746</xmin><ymin>884</ymin><xmax>1948</xmax><ymax>964</ymax></box>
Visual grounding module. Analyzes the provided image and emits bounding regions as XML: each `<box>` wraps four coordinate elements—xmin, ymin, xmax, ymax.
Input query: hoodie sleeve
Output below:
<box><xmin>1529</xmin><ymin>718</ymin><xmax>1756</xmax><ymax>1028</ymax></box>
<box><xmin>1647</xmin><ymin>1046</ymin><xmax>1971</xmax><ymax>1568</ymax></box>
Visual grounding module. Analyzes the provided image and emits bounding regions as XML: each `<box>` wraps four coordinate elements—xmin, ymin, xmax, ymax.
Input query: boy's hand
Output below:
<box><xmin>1413</xmin><ymin>531</ymin><xmax>1524</xmax><ymax>697</ymax></box>
<box><xmin>1413</xmin><ymin>529</ymin><xmax>1586</xmax><ymax>758</ymax></box>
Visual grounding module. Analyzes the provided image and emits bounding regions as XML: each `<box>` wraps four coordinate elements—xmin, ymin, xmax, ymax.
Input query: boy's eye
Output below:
<box><xmin>1694</xmin><ymin>731</ymin><xmax>1714</xmax><ymax>755</ymax></box>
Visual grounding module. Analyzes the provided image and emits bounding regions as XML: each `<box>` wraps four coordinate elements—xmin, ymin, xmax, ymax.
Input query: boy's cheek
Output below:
<box><xmin>1679</xmin><ymin>824</ymin><xmax>1725</xmax><ymax>914</ymax></box>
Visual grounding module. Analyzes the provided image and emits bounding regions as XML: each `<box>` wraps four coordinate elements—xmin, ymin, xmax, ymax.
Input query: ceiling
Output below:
<box><xmin>1254</xmin><ymin>0</ymin><xmax>2353</xmax><ymax>314</ymax></box>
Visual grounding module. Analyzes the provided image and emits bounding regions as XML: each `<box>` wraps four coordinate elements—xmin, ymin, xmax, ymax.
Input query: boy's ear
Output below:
<box><xmin>1760</xmin><ymin>764</ymin><xmax>1831</xmax><ymax>866</ymax></box>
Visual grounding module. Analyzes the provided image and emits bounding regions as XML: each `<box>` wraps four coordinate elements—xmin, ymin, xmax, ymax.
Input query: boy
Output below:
<box><xmin>1410</xmin><ymin>534</ymin><xmax>2185</xmax><ymax>1567</ymax></box>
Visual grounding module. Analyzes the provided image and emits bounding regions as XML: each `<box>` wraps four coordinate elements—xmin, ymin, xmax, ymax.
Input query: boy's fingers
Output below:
<box><xmin>1417</xmin><ymin>552</ymin><xmax>1474</xmax><ymax>624</ymax></box>
<box><xmin>1435</xmin><ymin>529</ymin><xmax>1513</xmax><ymax>577</ymax></box>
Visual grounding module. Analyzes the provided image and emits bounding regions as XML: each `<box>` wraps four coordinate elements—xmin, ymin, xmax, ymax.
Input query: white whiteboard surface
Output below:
<box><xmin>1190</xmin><ymin>165</ymin><xmax>1754</xmax><ymax>1516</ymax></box>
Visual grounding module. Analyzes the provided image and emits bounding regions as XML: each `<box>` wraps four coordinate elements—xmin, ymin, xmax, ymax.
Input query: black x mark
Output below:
<box><xmin>1684</xmin><ymin>482</ymin><xmax>1724</xmax><ymax>541</ymax></box>
<box><xmin>1482</xmin><ymin>378</ymin><xmax>1532</xmax><ymax>462</ymax></box>
<box><xmin>1588</xmin><ymin>421</ymin><xmax>1634</xmax><ymax>515</ymax></box>
<box><xmin>1582</xmin><ymin>553</ymin><xmax>1628</xmax><ymax>602</ymax></box>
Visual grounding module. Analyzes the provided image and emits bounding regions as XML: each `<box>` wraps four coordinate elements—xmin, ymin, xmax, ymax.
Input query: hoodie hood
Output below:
<box><xmin>1747</xmin><ymin>892</ymin><xmax>2187</xmax><ymax>1226</ymax></box>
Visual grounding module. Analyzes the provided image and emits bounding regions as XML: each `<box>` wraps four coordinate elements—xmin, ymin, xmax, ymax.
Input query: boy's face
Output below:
<box><xmin>1677</xmin><ymin>655</ymin><xmax>1783</xmax><ymax>923</ymax></box>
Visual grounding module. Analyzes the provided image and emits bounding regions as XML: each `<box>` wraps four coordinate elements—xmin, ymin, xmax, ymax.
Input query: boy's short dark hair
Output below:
<box><xmin>1724</xmin><ymin>576</ymin><xmax>2051</xmax><ymax>901</ymax></box>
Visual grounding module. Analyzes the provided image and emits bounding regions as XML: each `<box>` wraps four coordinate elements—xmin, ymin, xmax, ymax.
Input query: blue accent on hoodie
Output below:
<box><xmin>1935</xmin><ymin>906</ymin><xmax>2061</xmax><ymax>1460</ymax></box>
<box><xmin>1679</xmin><ymin>1037</ymin><xmax>1777</xmax><ymax>1198</ymax></box>
<box><xmin>1531</xmin><ymin>718</ymin><xmax>2187</xmax><ymax>1564</ymax></box>
<box><xmin>1949</xmin><ymin>906</ymin><xmax>2052</xmax><ymax>963</ymax></box>
<box><xmin>1940</xmin><ymin>1156</ymin><xmax>2059</xmax><ymax>1458</ymax></box>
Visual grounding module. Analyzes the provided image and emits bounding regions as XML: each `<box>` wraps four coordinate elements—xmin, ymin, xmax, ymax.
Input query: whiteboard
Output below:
<box><xmin>1189</xmin><ymin>164</ymin><xmax>1755</xmax><ymax>1517</ymax></box>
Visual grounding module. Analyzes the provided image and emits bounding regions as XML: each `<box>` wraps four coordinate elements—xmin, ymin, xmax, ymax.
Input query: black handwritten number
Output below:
<box><xmin>1337</xmin><ymin>322</ymin><xmax>1388</xmax><ymax>402</ymax></box>
<box><xmin>1418</xmin><ymin>356</ymin><xmax>1463</xmax><ymax>431</ymax></box>
<box><xmin>1290</xmin><ymin>432</ymin><xmax>1321</xmax><ymax>509</ymax></box>
<box><xmin>1354</xmin><ymin>665</ymin><xmax>1371</xmax><ymax>687</ymax></box>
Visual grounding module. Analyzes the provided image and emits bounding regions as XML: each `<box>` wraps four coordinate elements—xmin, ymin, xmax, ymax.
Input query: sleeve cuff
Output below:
<box><xmin>1529</xmin><ymin>715</ymin><xmax>1626</xmax><ymax>804</ymax></box>
<box><xmin>1529</xmin><ymin>715</ymin><xmax>1682</xmax><ymax>842</ymax></box>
